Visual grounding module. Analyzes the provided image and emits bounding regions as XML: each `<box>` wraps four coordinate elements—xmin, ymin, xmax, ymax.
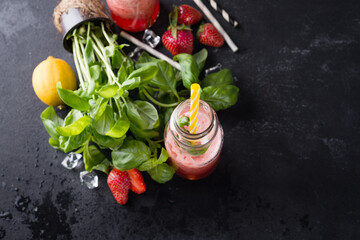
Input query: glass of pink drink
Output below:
<box><xmin>106</xmin><ymin>0</ymin><xmax>160</xmax><ymax>32</ymax></box>
<box><xmin>164</xmin><ymin>100</ymin><xmax>224</xmax><ymax>180</ymax></box>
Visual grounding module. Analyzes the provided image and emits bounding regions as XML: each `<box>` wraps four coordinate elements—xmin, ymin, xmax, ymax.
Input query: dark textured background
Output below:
<box><xmin>1</xmin><ymin>0</ymin><xmax>360</xmax><ymax>239</ymax></box>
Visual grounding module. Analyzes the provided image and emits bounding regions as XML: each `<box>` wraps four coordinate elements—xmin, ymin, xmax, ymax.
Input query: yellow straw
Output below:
<box><xmin>189</xmin><ymin>83</ymin><xmax>201</xmax><ymax>134</ymax></box>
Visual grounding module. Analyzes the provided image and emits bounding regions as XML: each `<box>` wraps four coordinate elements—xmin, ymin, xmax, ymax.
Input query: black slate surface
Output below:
<box><xmin>1</xmin><ymin>0</ymin><xmax>360</xmax><ymax>239</ymax></box>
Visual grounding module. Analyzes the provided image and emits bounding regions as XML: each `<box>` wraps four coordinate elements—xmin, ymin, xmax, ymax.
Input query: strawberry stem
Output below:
<box><xmin>170</xmin><ymin>5</ymin><xmax>179</xmax><ymax>27</ymax></box>
<box><xmin>169</xmin><ymin>5</ymin><xmax>179</xmax><ymax>38</ymax></box>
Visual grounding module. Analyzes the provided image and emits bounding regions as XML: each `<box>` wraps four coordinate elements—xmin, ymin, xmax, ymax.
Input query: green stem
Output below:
<box><xmin>72</xmin><ymin>36</ymin><xmax>85</xmax><ymax>90</ymax></box>
<box><xmin>115</xmin><ymin>99</ymin><xmax>122</xmax><ymax>115</ymax></box>
<box><xmin>101</xmin><ymin>22</ymin><xmax>113</xmax><ymax>46</ymax></box>
<box><xmin>74</xmin><ymin>36</ymin><xmax>91</xmax><ymax>83</ymax></box>
<box><xmin>87</xmin><ymin>22</ymin><xmax>91</xmax><ymax>40</ymax></box>
<box><xmin>142</xmin><ymin>89</ymin><xmax>179</xmax><ymax>108</ymax></box>
<box><xmin>90</xmin><ymin>33</ymin><xmax>117</xmax><ymax>84</ymax></box>
<box><xmin>79</xmin><ymin>40</ymin><xmax>91</xmax><ymax>78</ymax></box>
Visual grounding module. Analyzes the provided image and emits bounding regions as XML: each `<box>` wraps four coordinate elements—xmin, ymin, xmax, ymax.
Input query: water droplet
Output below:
<box><xmin>0</xmin><ymin>211</ymin><xmax>12</xmax><ymax>221</ymax></box>
<box><xmin>14</xmin><ymin>196</ymin><xmax>31</xmax><ymax>212</ymax></box>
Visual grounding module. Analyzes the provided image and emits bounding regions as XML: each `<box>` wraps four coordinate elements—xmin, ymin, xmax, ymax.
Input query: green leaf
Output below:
<box><xmin>152</xmin><ymin>61</ymin><xmax>178</xmax><ymax>95</ymax></box>
<box><xmin>56</xmin><ymin>116</ymin><xmax>92</xmax><ymax>136</ymax></box>
<box><xmin>90</xmin><ymin>97</ymin><xmax>108</xmax><ymax>121</ymax></box>
<box><xmin>93</xmin><ymin>106</ymin><xmax>115</xmax><ymax>135</ymax></box>
<box><xmin>178</xmin><ymin>116</ymin><xmax>189</xmax><ymax>128</ymax></box>
<box><xmin>49</xmin><ymin>137</ymin><xmax>60</xmax><ymax>149</ymax></box>
<box><xmin>173</xmin><ymin>53</ymin><xmax>200</xmax><ymax>89</ymax></box>
<box><xmin>126</xmin><ymin>100</ymin><xmax>159</xmax><ymax>129</ymax></box>
<box><xmin>123</xmin><ymin>58</ymin><xmax>135</xmax><ymax>75</ymax></box>
<box><xmin>129</xmin><ymin>123</ymin><xmax>159</xmax><ymax>141</ymax></box>
<box><xmin>96</xmin><ymin>84</ymin><xmax>120</xmax><ymax>98</ymax></box>
<box><xmin>104</xmin><ymin>45</ymin><xmax>115</xmax><ymax>57</ymax></box>
<box><xmin>164</xmin><ymin>107</ymin><xmax>174</xmax><ymax>126</ymax></box>
<box><xmin>138</xmin><ymin>148</ymin><xmax>169</xmax><ymax>171</ymax></box>
<box><xmin>201</xmin><ymin>85</ymin><xmax>239</xmax><ymax>111</ymax></box>
<box><xmin>91</xmin><ymin>130</ymin><xmax>125</xmax><ymax>150</ymax></box>
<box><xmin>111</xmin><ymin>49</ymin><xmax>123</xmax><ymax>69</ymax></box>
<box><xmin>136</xmin><ymin>51</ymin><xmax>158</xmax><ymax>65</ymax></box>
<box><xmin>157</xmin><ymin>148</ymin><xmax>169</xmax><ymax>163</ymax></box>
<box><xmin>40</xmin><ymin>107</ymin><xmax>64</xmax><ymax>140</ymax></box>
<box><xmin>64</xmin><ymin>109</ymin><xmax>83</xmax><ymax>126</ymax></box>
<box><xmin>138</xmin><ymin>157</ymin><xmax>157</xmax><ymax>171</ymax></box>
<box><xmin>121</xmin><ymin>77</ymin><xmax>141</xmax><ymax>90</ymax></box>
<box><xmin>136</xmin><ymin>53</ymin><xmax>178</xmax><ymax>97</ymax></box>
<box><xmin>202</xmin><ymin>69</ymin><xmax>234</xmax><ymax>88</ymax></box>
<box><xmin>58</xmin><ymin>129</ymin><xmax>91</xmax><ymax>153</ymax></box>
<box><xmin>105</xmin><ymin>114</ymin><xmax>130</xmax><ymax>138</ymax></box>
<box><xmin>112</xmin><ymin>139</ymin><xmax>151</xmax><ymax>171</ymax></box>
<box><xmin>147</xmin><ymin>163</ymin><xmax>175</xmax><ymax>183</ymax></box>
<box><xmin>89</xmin><ymin>64</ymin><xmax>102</xmax><ymax>82</ymax></box>
<box><xmin>193</xmin><ymin>48</ymin><xmax>208</xmax><ymax>72</ymax></box>
<box><xmin>57</xmin><ymin>82</ymin><xmax>90</xmax><ymax>111</ymax></box>
<box><xmin>84</xmin><ymin>38</ymin><xmax>95</xmax><ymax>64</ymax></box>
<box><xmin>83</xmin><ymin>145</ymin><xmax>111</xmax><ymax>174</ymax></box>
<box><xmin>127</xmin><ymin>64</ymin><xmax>159</xmax><ymax>83</ymax></box>
<box><xmin>117</xmin><ymin>65</ymin><xmax>128</xmax><ymax>83</ymax></box>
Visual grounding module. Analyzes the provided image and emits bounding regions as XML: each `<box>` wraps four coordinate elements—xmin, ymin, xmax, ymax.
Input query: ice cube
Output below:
<box><xmin>143</xmin><ymin>29</ymin><xmax>161</xmax><ymax>48</ymax></box>
<box><xmin>128</xmin><ymin>47</ymin><xmax>142</xmax><ymax>61</ymax></box>
<box><xmin>79</xmin><ymin>171</ymin><xmax>98</xmax><ymax>189</ymax></box>
<box><xmin>61</xmin><ymin>152</ymin><xmax>82</xmax><ymax>170</ymax></box>
<box><xmin>205</xmin><ymin>63</ymin><xmax>222</xmax><ymax>76</ymax></box>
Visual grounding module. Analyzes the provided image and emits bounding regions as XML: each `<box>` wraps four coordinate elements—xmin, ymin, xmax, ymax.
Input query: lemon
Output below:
<box><xmin>32</xmin><ymin>56</ymin><xmax>77</xmax><ymax>107</ymax></box>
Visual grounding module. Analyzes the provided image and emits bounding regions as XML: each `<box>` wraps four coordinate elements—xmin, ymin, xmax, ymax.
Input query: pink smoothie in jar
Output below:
<box><xmin>164</xmin><ymin>100</ymin><xmax>224</xmax><ymax>180</ymax></box>
<box><xmin>106</xmin><ymin>0</ymin><xmax>160</xmax><ymax>32</ymax></box>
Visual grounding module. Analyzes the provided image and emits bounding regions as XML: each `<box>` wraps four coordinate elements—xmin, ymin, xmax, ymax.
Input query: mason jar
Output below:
<box><xmin>106</xmin><ymin>0</ymin><xmax>160</xmax><ymax>32</ymax></box>
<box><xmin>164</xmin><ymin>99</ymin><xmax>224</xmax><ymax>180</ymax></box>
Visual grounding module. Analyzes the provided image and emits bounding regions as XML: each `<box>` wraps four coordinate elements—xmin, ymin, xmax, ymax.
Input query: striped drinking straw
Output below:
<box><xmin>189</xmin><ymin>83</ymin><xmax>201</xmax><ymax>134</ymax></box>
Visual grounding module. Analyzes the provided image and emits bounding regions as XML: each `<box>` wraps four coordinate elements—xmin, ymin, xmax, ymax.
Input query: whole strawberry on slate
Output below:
<box><xmin>162</xmin><ymin>7</ymin><xmax>193</xmax><ymax>56</ymax></box>
<box><xmin>176</xmin><ymin>4</ymin><xmax>202</xmax><ymax>26</ymax></box>
<box><xmin>197</xmin><ymin>23</ymin><xmax>224</xmax><ymax>47</ymax></box>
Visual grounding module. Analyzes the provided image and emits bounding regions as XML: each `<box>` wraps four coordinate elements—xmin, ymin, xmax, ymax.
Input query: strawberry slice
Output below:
<box><xmin>107</xmin><ymin>169</ymin><xmax>131</xmax><ymax>205</ymax></box>
<box><xmin>127</xmin><ymin>169</ymin><xmax>146</xmax><ymax>194</ymax></box>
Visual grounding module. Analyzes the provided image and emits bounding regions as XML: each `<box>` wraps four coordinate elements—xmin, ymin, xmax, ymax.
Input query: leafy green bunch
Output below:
<box><xmin>40</xmin><ymin>22</ymin><xmax>239</xmax><ymax>183</ymax></box>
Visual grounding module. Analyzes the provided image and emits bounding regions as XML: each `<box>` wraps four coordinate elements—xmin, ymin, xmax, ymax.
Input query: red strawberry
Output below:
<box><xmin>107</xmin><ymin>169</ymin><xmax>131</xmax><ymax>205</ymax></box>
<box><xmin>127</xmin><ymin>169</ymin><xmax>146</xmax><ymax>194</ymax></box>
<box><xmin>176</xmin><ymin>5</ymin><xmax>202</xmax><ymax>26</ymax></box>
<box><xmin>197</xmin><ymin>23</ymin><xmax>224</xmax><ymax>47</ymax></box>
<box><xmin>162</xmin><ymin>27</ymin><xmax>193</xmax><ymax>56</ymax></box>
